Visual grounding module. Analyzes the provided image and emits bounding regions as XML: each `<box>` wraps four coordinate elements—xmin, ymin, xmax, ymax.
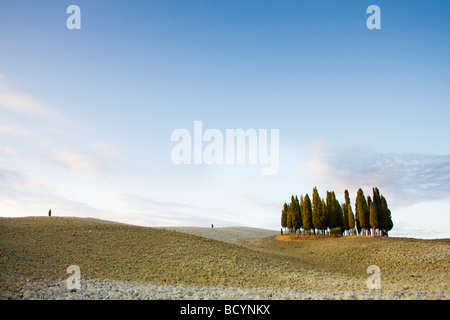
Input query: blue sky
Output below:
<box><xmin>0</xmin><ymin>0</ymin><xmax>449</xmax><ymax>238</ymax></box>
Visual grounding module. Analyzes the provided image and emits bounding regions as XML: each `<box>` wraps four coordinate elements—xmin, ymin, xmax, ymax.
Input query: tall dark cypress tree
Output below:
<box><xmin>290</xmin><ymin>195</ymin><xmax>301</xmax><ymax>233</ymax></box>
<box><xmin>281</xmin><ymin>202</ymin><xmax>288</xmax><ymax>231</ymax></box>
<box><xmin>342</xmin><ymin>202</ymin><xmax>349</xmax><ymax>234</ymax></box>
<box><xmin>326</xmin><ymin>191</ymin><xmax>343</xmax><ymax>231</ymax></box>
<box><xmin>302</xmin><ymin>193</ymin><xmax>313</xmax><ymax>234</ymax></box>
<box><xmin>344</xmin><ymin>189</ymin><xmax>355</xmax><ymax>235</ymax></box>
<box><xmin>286</xmin><ymin>203</ymin><xmax>293</xmax><ymax>232</ymax></box>
<box><xmin>367</xmin><ymin>196</ymin><xmax>372</xmax><ymax>235</ymax></box>
<box><xmin>299</xmin><ymin>195</ymin><xmax>304</xmax><ymax>234</ymax></box>
<box><xmin>379</xmin><ymin>194</ymin><xmax>393</xmax><ymax>236</ymax></box>
<box><xmin>356</xmin><ymin>188</ymin><xmax>369</xmax><ymax>235</ymax></box>
<box><xmin>369</xmin><ymin>200</ymin><xmax>378</xmax><ymax>236</ymax></box>
<box><xmin>325</xmin><ymin>191</ymin><xmax>332</xmax><ymax>230</ymax></box>
<box><xmin>344</xmin><ymin>189</ymin><xmax>351</xmax><ymax>206</ymax></box>
<box><xmin>296</xmin><ymin>195</ymin><xmax>303</xmax><ymax>231</ymax></box>
<box><xmin>355</xmin><ymin>203</ymin><xmax>361</xmax><ymax>235</ymax></box>
<box><xmin>312</xmin><ymin>187</ymin><xmax>325</xmax><ymax>234</ymax></box>
<box><xmin>345</xmin><ymin>190</ymin><xmax>355</xmax><ymax>235</ymax></box>
<box><xmin>321</xmin><ymin>198</ymin><xmax>327</xmax><ymax>234</ymax></box>
<box><xmin>333</xmin><ymin>192</ymin><xmax>344</xmax><ymax>230</ymax></box>
<box><xmin>370</xmin><ymin>188</ymin><xmax>381</xmax><ymax>236</ymax></box>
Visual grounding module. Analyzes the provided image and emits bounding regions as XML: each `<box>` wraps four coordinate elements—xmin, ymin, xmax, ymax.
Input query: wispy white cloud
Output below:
<box><xmin>0</xmin><ymin>74</ymin><xmax>58</xmax><ymax>117</ymax></box>
<box><xmin>0</xmin><ymin>145</ymin><xmax>18</xmax><ymax>157</ymax></box>
<box><xmin>0</xmin><ymin>166</ymin><xmax>102</xmax><ymax>218</ymax></box>
<box><xmin>0</xmin><ymin>117</ymin><xmax>37</xmax><ymax>136</ymax></box>
<box><xmin>0</xmin><ymin>168</ymin><xmax>26</xmax><ymax>189</ymax></box>
<box><xmin>52</xmin><ymin>150</ymin><xmax>110</xmax><ymax>176</ymax></box>
<box><xmin>0</xmin><ymin>166</ymin><xmax>232</xmax><ymax>227</ymax></box>
<box><xmin>234</xmin><ymin>193</ymin><xmax>280</xmax><ymax>214</ymax></box>
<box><xmin>390</xmin><ymin>220</ymin><xmax>446</xmax><ymax>239</ymax></box>
<box><xmin>107</xmin><ymin>193</ymin><xmax>242</xmax><ymax>227</ymax></box>
<box><xmin>303</xmin><ymin>141</ymin><xmax>450</xmax><ymax>207</ymax></box>
<box><xmin>0</xmin><ymin>91</ymin><xmax>52</xmax><ymax>116</ymax></box>
<box><xmin>91</xmin><ymin>142</ymin><xmax>122</xmax><ymax>159</ymax></box>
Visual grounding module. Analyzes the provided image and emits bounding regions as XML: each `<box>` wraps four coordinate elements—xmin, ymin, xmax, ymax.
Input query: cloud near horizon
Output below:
<box><xmin>52</xmin><ymin>149</ymin><xmax>111</xmax><ymax>177</ymax></box>
<box><xmin>0</xmin><ymin>74</ymin><xmax>58</xmax><ymax>117</ymax></box>
<box><xmin>0</xmin><ymin>166</ymin><xmax>240</xmax><ymax>227</ymax></box>
<box><xmin>304</xmin><ymin>142</ymin><xmax>450</xmax><ymax>207</ymax></box>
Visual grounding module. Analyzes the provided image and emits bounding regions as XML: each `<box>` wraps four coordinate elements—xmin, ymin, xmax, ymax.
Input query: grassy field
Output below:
<box><xmin>238</xmin><ymin>234</ymin><xmax>449</xmax><ymax>286</ymax></box>
<box><xmin>160</xmin><ymin>226</ymin><xmax>279</xmax><ymax>243</ymax></box>
<box><xmin>0</xmin><ymin>217</ymin><xmax>320</xmax><ymax>289</ymax></box>
<box><xmin>1</xmin><ymin>217</ymin><xmax>449</xmax><ymax>296</ymax></box>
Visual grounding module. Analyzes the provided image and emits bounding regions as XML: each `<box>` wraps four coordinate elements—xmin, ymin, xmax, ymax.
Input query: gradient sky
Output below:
<box><xmin>0</xmin><ymin>0</ymin><xmax>449</xmax><ymax>238</ymax></box>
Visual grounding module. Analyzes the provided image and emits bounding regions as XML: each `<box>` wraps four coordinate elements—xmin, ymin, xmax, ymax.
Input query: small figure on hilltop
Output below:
<box><xmin>211</xmin><ymin>224</ymin><xmax>214</xmax><ymax>228</ymax></box>
<box><xmin>48</xmin><ymin>209</ymin><xmax>51</xmax><ymax>217</ymax></box>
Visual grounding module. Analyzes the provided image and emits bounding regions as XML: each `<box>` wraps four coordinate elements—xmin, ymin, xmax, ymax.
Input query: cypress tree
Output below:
<box><xmin>312</xmin><ymin>187</ymin><xmax>325</xmax><ymax>234</ymax></box>
<box><xmin>344</xmin><ymin>189</ymin><xmax>355</xmax><ymax>235</ymax></box>
<box><xmin>321</xmin><ymin>199</ymin><xmax>326</xmax><ymax>234</ymax></box>
<box><xmin>344</xmin><ymin>189</ymin><xmax>351</xmax><ymax>206</ymax></box>
<box><xmin>367</xmin><ymin>196</ymin><xmax>372</xmax><ymax>235</ymax></box>
<box><xmin>326</xmin><ymin>191</ymin><xmax>343</xmax><ymax>231</ymax></box>
<box><xmin>369</xmin><ymin>199</ymin><xmax>379</xmax><ymax>236</ymax></box>
<box><xmin>334</xmin><ymin>192</ymin><xmax>344</xmax><ymax>231</ymax></box>
<box><xmin>347</xmin><ymin>203</ymin><xmax>355</xmax><ymax>235</ymax></box>
<box><xmin>356</xmin><ymin>188</ymin><xmax>369</xmax><ymax>235</ymax></box>
<box><xmin>302</xmin><ymin>193</ymin><xmax>313</xmax><ymax>234</ymax></box>
<box><xmin>324</xmin><ymin>191</ymin><xmax>332</xmax><ymax>230</ymax></box>
<box><xmin>286</xmin><ymin>203</ymin><xmax>293</xmax><ymax>232</ymax></box>
<box><xmin>355</xmin><ymin>204</ymin><xmax>361</xmax><ymax>235</ymax></box>
<box><xmin>370</xmin><ymin>188</ymin><xmax>382</xmax><ymax>236</ymax></box>
<box><xmin>342</xmin><ymin>203</ymin><xmax>349</xmax><ymax>234</ymax></box>
<box><xmin>379</xmin><ymin>194</ymin><xmax>393</xmax><ymax>236</ymax></box>
<box><xmin>299</xmin><ymin>195</ymin><xmax>304</xmax><ymax>234</ymax></box>
<box><xmin>297</xmin><ymin>195</ymin><xmax>303</xmax><ymax>231</ymax></box>
<box><xmin>281</xmin><ymin>202</ymin><xmax>288</xmax><ymax>231</ymax></box>
<box><xmin>290</xmin><ymin>195</ymin><xmax>301</xmax><ymax>233</ymax></box>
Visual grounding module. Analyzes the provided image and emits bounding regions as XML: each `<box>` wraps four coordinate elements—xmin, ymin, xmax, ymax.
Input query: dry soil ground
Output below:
<box><xmin>0</xmin><ymin>217</ymin><xmax>448</xmax><ymax>299</ymax></box>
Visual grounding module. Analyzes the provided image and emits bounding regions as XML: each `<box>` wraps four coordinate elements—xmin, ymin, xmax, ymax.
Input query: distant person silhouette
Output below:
<box><xmin>48</xmin><ymin>209</ymin><xmax>51</xmax><ymax>217</ymax></box>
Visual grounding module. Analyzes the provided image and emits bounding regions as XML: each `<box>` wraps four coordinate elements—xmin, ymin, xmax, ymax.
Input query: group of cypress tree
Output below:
<box><xmin>281</xmin><ymin>187</ymin><xmax>393</xmax><ymax>236</ymax></box>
